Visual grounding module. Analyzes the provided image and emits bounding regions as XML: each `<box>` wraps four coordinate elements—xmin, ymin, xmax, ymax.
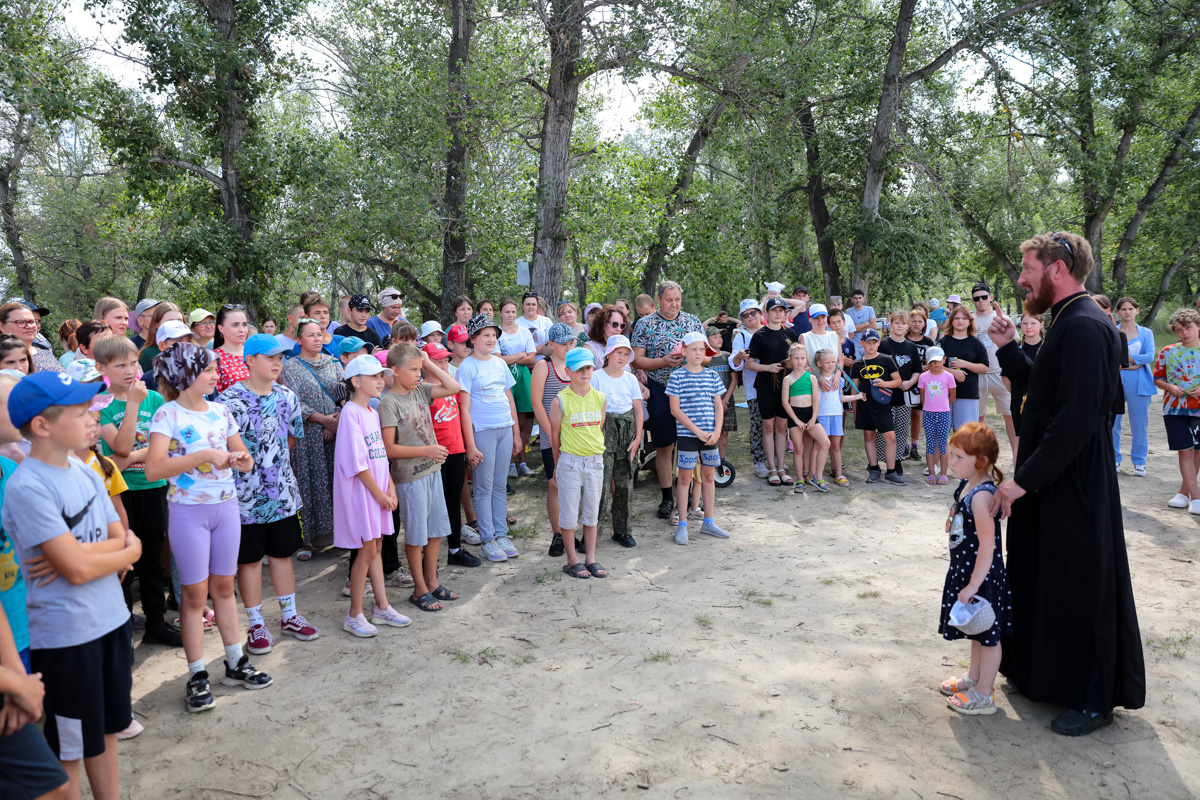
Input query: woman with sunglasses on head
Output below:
<box><xmin>292</xmin><ymin>295</ymin><xmax>345</xmax><ymax>357</ymax></box>
<box><xmin>0</xmin><ymin>302</ymin><xmax>63</xmax><ymax>373</ymax></box>
<box><xmin>497</xmin><ymin>298</ymin><xmax>538</xmax><ymax>477</ymax></box>
<box><xmin>213</xmin><ymin>305</ymin><xmax>252</xmax><ymax>393</ymax></box>
<box><xmin>516</xmin><ymin>292</ymin><xmax>553</xmax><ymax>359</ymax></box>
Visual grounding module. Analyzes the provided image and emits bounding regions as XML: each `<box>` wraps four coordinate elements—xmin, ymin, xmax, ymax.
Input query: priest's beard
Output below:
<box><xmin>1023</xmin><ymin>273</ymin><xmax>1055</xmax><ymax>315</ymax></box>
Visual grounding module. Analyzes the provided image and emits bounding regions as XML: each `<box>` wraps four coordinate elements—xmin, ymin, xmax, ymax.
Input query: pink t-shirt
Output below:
<box><xmin>333</xmin><ymin>401</ymin><xmax>394</xmax><ymax>548</ymax></box>
<box><xmin>917</xmin><ymin>370</ymin><xmax>955</xmax><ymax>413</ymax></box>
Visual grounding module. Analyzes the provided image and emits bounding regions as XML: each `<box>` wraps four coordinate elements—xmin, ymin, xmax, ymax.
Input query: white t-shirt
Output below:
<box><xmin>498</xmin><ymin>326</ymin><xmax>536</xmax><ymax>358</ymax></box>
<box><xmin>590</xmin><ymin>368</ymin><xmax>640</xmax><ymax>414</ymax></box>
<box><xmin>275</xmin><ymin>333</ymin><xmax>297</xmax><ymax>350</ymax></box>
<box><xmin>817</xmin><ymin>379</ymin><xmax>845</xmax><ymax>417</ymax></box>
<box><xmin>801</xmin><ymin>330</ymin><xmax>840</xmax><ymax>367</ymax></box>
<box><xmin>924</xmin><ymin>317</ymin><xmax>937</xmax><ymax>339</ymax></box>
<box><xmin>972</xmin><ymin>310</ymin><xmax>1003</xmax><ymax>373</ymax></box>
<box><xmin>455</xmin><ymin>354</ymin><xmax>516</xmax><ymax>430</ymax></box>
<box><xmin>515</xmin><ymin>315</ymin><xmax>553</xmax><ymax>357</ymax></box>
<box><xmin>149</xmin><ymin>400</ymin><xmax>240</xmax><ymax>504</ymax></box>
<box><xmin>731</xmin><ymin>327</ymin><xmax>757</xmax><ymax>400</ymax></box>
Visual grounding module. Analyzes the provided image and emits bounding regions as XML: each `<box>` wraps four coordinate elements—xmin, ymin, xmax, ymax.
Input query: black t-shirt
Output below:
<box><xmin>906</xmin><ymin>335</ymin><xmax>934</xmax><ymax>365</ymax></box>
<box><xmin>849</xmin><ymin>354</ymin><xmax>899</xmax><ymax>406</ymax></box>
<box><xmin>710</xmin><ymin>321</ymin><xmax>737</xmax><ymax>353</ymax></box>
<box><xmin>334</xmin><ymin>323</ymin><xmax>383</xmax><ymax>350</ymax></box>
<box><xmin>936</xmin><ymin>334</ymin><xmax>988</xmax><ymax>400</ymax></box>
<box><xmin>879</xmin><ymin>337</ymin><xmax>922</xmax><ymax>406</ymax></box>
<box><xmin>749</xmin><ymin>325</ymin><xmax>798</xmax><ymax>394</ymax></box>
<box><xmin>1021</xmin><ymin>339</ymin><xmax>1042</xmax><ymax>362</ymax></box>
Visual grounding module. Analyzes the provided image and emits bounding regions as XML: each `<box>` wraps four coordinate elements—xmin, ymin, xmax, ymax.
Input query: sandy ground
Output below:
<box><xmin>109</xmin><ymin>397</ymin><xmax>1199</xmax><ymax>800</ymax></box>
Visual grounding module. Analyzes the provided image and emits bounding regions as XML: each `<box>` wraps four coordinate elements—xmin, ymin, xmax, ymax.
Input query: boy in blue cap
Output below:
<box><xmin>550</xmin><ymin>347</ymin><xmax>607</xmax><ymax>578</ymax></box>
<box><xmin>219</xmin><ymin>335</ymin><xmax>319</xmax><ymax>656</ymax></box>
<box><xmin>2</xmin><ymin>372</ymin><xmax>143</xmax><ymax>800</ymax></box>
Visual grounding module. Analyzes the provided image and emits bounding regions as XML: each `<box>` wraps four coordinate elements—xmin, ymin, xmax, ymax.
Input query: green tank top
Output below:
<box><xmin>556</xmin><ymin>386</ymin><xmax>606</xmax><ymax>456</ymax></box>
<box><xmin>789</xmin><ymin>372</ymin><xmax>816</xmax><ymax>398</ymax></box>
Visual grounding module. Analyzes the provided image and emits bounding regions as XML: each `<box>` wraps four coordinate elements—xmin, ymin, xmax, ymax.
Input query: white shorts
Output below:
<box><xmin>981</xmin><ymin>373</ymin><xmax>1011</xmax><ymax>415</ymax></box>
<box><xmin>556</xmin><ymin>452</ymin><xmax>604</xmax><ymax>530</ymax></box>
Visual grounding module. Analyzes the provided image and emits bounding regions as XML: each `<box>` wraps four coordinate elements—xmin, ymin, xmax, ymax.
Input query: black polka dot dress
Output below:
<box><xmin>938</xmin><ymin>479</ymin><xmax>1013</xmax><ymax>646</ymax></box>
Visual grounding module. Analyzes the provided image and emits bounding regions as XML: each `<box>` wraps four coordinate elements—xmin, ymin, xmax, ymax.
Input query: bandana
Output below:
<box><xmin>153</xmin><ymin>342</ymin><xmax>217</xmax><ymax>393</ymax></box>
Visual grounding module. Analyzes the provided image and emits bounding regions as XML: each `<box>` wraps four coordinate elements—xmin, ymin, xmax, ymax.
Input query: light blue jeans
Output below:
<box><xmin>472</xmin><ymin>426</ymin><xmax>512</xmax><ymax>544</ymax></box>
<box><xmin>1112</xmin><ymin>371</ymin><xmax>1151</xmax><ymax>467</ymax></box>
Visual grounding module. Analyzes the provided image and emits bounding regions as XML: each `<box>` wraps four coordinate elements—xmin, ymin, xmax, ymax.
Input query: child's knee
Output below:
<box><xmin>209</xmin><ymin>576</ymin><xmax>235</xmax><ymax>599</ymax></box>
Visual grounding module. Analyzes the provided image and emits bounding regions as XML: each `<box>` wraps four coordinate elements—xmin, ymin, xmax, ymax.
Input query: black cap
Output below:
<box><xmin>17</xmin><ymin>299</ymin><xmax>50</xmax><ymax>317</ymax></box>
<box><xmin>971</xmin><ymin>283</ymin><xmax>990</xmax><ymax>296</ymax></box>
<box><xmin>763</xmin><ymin>297</ymin><xmax>789</xmax><ymax>312</ymax></box>
<box><xmin>348</xmin><ymin>293</ymin><xmax>373</xmax><ymax>311</ymax></box>
<box><xmin>792</xmin><ymin>285</ymin><xmax>809</xmax><ymax>296</ymax></box>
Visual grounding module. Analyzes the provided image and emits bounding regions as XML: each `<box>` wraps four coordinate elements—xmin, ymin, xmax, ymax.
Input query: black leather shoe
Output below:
<box><xmin>612</xmin><ymin>533</ymin><xmax>637</xmax><ymax>548</ymax></box>
<box><xmin>142</xmin><ymin>621</ymin><xmax>183</xmax><ymax>647</ymax></box>
<box><xmin>657</xmin><ymin>499</ymin><xmax>675</xmax><ymax>519</ymax></box>
<box><xmin>1051</xmin><ymin>709</ymin><xmax>1113</xmax><ymax>737</ymax></box>
<box><xmin>446</xmin><ymin>548</ymin><xmax>482</xmax><ymax>568</ymax></box>
<box><xmin>548</xmin><ymin>533</ymin><xmax>564</xmax><ymax>557</ymax></box>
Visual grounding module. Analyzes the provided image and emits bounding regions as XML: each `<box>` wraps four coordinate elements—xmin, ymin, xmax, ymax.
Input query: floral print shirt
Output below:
<box><xmin>218</xmin><ymin>382</ymin><xmax>305</xmax><ymax>524</ymax></box>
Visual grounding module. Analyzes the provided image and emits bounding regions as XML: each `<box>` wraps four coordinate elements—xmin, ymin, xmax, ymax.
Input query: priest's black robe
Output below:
<box><xmin>996</xmin><ymin>292</ymin><xmax>1145</xmax><ymax>713</ymax></box>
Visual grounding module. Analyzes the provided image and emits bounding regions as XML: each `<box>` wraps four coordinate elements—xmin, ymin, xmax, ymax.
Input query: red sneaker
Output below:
<box><xmin>246</xmin><ymin>623</ymin><xmax>274</xmax><ymax>655</ymax></box>
<box><xmin>280</xmin><ymin>615</ymin><xmax>319</xmax><ymax>641</ymax></box>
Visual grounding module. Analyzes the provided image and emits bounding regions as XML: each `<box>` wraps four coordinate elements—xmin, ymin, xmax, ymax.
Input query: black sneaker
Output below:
<box><xmin>657</xmin><ymin>499</ymin><xmax>675</xmax><ymax>519</ymax></box>
<box><xmin>866</xmin><ymin>467</ymin><xmax>881</xmax><ymax>483</ymax></box>
<box><xmin>506</xmin><ymin>482</ymin><xmax>516</xmax><ymax>495</ymax></box>
<box><xmin>447</xmin><ymin>548</ymin><xmax>482</xmax><ymax>568</ymax></box>
<box><xmin>909</xmin><ymin>444</ymin><xmax>922</xmax><ymax>461</ymax></box>
<box><xmin>143</xmin><ymin>621</ymin><xmax>183</xmax><ymax>647</ymax></box>
<box><xmin>222</xmin><ymin>655</ymin><xmax>272</xmax><ymax>689</ymax></box>
<box><xmin>575</xmin><ymin>538</ymin><xmax>584</xmax><ymax>552</ymax></box>
<box><xmin>186</xmin><ymin>671</ymin><xmax>215</xmax><ymax>712</ymax></box>
<box><xmin>548</xmin><ymin>532</ymin><xmax>564</xmax><ymax>557</ymax></box>
<box><xmin>884</xmin><ymin>471</ymin><xmax>906</xmax><ymax>485</ymax></box>
<box><xmin>612</xmin><ymin>533</ymin><xmax>637</xmax><ymax>548</ymax></box>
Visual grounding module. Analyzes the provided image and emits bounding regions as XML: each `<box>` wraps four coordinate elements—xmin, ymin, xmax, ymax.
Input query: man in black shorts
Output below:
<box><xmin>850</xmin><ymin>330</ymin><xmax>905</xmax><ymax>484</ymax></box>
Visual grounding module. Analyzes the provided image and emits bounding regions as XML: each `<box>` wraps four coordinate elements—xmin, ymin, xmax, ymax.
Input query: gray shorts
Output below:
<box><xmin>396</xmin><ymin>471</ymin><xmax>452</xmax><ymax>547</ymax></box>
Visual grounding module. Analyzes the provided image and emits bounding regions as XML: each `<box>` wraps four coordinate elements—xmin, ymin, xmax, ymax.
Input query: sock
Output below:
<box><xmin>187</xmin><ymin>658</ymin><xmax>205</xmax><ymax>676</ymax></box>
<box><xmin>677</xmin><ymin>520</ymin><xmax>686</xmax><ymax>528</ymax></box>
<box><xmin>661</xmin><ymin>487</ymin><xmax>673</xmax><ymax>503</ymax></box>
<box><xmin>449</xmin><ymin>548</ymin><xmax>460</xmax><ymax>554</ymax></box>
<box><xmin>245</xmin><ymin>603</ymin><xmax>264</xmax><ymax>629</ymax></box>
<box><xmin>704</xmin><ymin>517</ymin><xmax>714</xmax><ymax>525</ymax></box>
<box><xmin>224</xmin><ymin>642</ymin><xmax>243</xmax><ymax>666</ymax></box>
<box><xmin>277</xmin><ymin>594</ymin><xmax>296</xmax><ymax>622</ymax></box>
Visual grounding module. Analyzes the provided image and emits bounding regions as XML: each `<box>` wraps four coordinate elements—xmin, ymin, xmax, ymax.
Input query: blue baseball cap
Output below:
<box><xmin>565</xmin><ymin>347</ymin><xmax>594</xmax><ymax>371</ymax></box>
<box><xmin>8</xmin><ymin>371</ymin><xmax>102</xmax><ymax>429</ymax></box>
<box><xmin>337</xmin><ymin>336</ymin><xmax>374</xmax><ymax>356</ymax></box>
<box><xmin>738</xmin><ymin>299</ymin><xmax>761</xmax><ymax>316</ymax></box>
<box><xmin>244</xmin><ymin>334</ymin><xmax>290</xmax><ymax>358</ymax></box>
<box><xmin>547</xmin><ymin>322</ymin><xmax>576</xmax><ymax>344</ymax></box>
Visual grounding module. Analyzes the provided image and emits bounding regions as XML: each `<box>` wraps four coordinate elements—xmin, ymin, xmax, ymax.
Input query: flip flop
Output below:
<box><xmin>408</xmin><ymin>593</ymin><xmax>442</xmax><ymax>612</ymax></box>
<box><xmin>584</xmin><ymin>562</ymin><xmax>608</xmax><ymax>578</ymax></box>
<box><xmin>563</xmin><ymin>562</ymin><xmax>590</xmax><ymax>579</ymax></box>
<box><xmin>431</xmin><ymin>585</ymin><xmax>459</xmax><ymax>602</ymax></box>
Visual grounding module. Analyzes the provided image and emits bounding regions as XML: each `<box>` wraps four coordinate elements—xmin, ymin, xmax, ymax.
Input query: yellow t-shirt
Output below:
<box><xmin>86</xmin><ymin>453</ymin><xmax>129</xmax><ymax>497</ymax></box>
<box><xmin>556</xmin><ymin>386</ymin><xmax>606</xmax><ymax>456</ymax></box>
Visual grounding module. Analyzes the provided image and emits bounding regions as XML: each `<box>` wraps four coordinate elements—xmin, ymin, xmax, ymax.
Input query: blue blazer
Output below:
<box><xmin>1121</xmin><ymin>324</ymin><xmax>1157</xmax><ymax>396</ymax></box>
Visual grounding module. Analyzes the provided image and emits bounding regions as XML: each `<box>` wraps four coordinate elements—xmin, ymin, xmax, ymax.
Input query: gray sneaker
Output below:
<box><xmin>460</xmin><ymin>525</ymin><xmax>482</xmax><ymax>545</ymax></box>
<box><xmin>480</xmin><ymin>540</ymin><xmax>508</xmax><ymax>562</ymax></box>
<box><xmin>496</xmin><ymin>536</ymin><xmax>520</xmax><ymax>558</ymax></box>
<box><xmin>699</xmin><ymin>520</ymin><xmax>730</xmax><ymax>539</ymax></box>
<box><xmin>674</xmin><ymin>525</ymin><xmax>689</xmax><ymax>545</ymax></box>
<box><xmin>884</xmin><ymin>471</ymin><xmax>906</xmax><ymax>485</ymax></box>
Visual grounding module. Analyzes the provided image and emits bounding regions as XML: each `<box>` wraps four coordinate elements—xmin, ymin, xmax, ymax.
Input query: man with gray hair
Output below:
<box><xmin>632</xmin><ymin>280</ymin><xmax>703</xmax><ymax>520</ymax></box>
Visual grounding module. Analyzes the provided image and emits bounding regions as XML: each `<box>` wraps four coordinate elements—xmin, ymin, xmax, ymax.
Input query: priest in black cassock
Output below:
<box><xmin>987</xmin><ymin>231</ymin><xmax>1145</xmax><ymax>737</ymax></box>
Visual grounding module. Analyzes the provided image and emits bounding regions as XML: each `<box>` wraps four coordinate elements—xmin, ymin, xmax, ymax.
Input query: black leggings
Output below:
<box><xmin>441</xmin><ymin>453</ymin><xmax>465</xmax><ymax>550</ymax></box>
<box><xmin>121</xmin><ymin>486</ymin><xmax>170</xmax><ymax>622</ymax></box>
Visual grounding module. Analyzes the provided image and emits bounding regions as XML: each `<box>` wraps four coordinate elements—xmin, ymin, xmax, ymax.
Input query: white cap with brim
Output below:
<box><xmin>808</xmin><ymin>303</ymin><xmax>828</xmax><ymax>317</ymax></box>
<box><xmin>156</xmin><ymin>320</ymin><xmax>192</xmax><ymax>344</ymax></box>
<box><xmin>925</xmin><ymin>346</ymin><xmax>945</xmax><ymax>361</ymax></box>
<box><xmin>343</xmin><ymin>354</ymin><xmax>387</xmax><ymax>379</ymax></box>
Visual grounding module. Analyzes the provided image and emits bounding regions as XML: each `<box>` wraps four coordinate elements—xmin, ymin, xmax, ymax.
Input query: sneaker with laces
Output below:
<box><xmin>343</xmin><ymin>613</ymin><xmax>377</xmax><ymax>637</ymax></box>
<box><xmin>280</xmin><ymin>615</ymin><xmax>319</xmax><ymax>641</ymax></box>
<box><xmin>117</xmin><ymin>718</ymin><xmax>145</xmax><ymax>740</ymax></box>
<box><xmin>866</xmin><ymin>467</ymin><xmax>881</xmax><ymax>483</ymax></box>
<box><xmin>1132</xmin><ymin>465</ymin><xmax>1147</xmax><ymax>477</ymax></box>
<box><xmin>674</xmin><ymin>524</ymin><xmax>688</xmax><ymax>545</ymax></box>
<box><xmin>508</xmin><ymin>463</ymin><xmax>519</xmax><ymax>479</ymax></box>
<box><xmin>753</xmin><ymin>462</ymin><xmax>769</xmax><ymax>479</ymax></box>
<box><xmin>394</xmin><ymin>564</ymin><xmax>415</xmax><ymax>587</ymax></box>
<box><xmin>342</xmin><ymin>579</ymin><xmax>374</xmax><ymax>598</ymax></box>
<box><xmin>447</xmin><ymin>548</ymin><xmax>482</xmax><ymax>567</ymax></box>
<box><xmin>1168</xmin><ymin>493</ymin><xmax>1190</xmax><ymax>509</ymax></box>
<box><xmin>884</xmin><ymin>471</ymin><xmax>906</xmax><ymax>485</ymax></box>
<box><xmin>461</xmin><ymin>525</ymin><xmax>482</xmax><ymax>545</ymax></box>
<box><xmin>222</xmin><ymin>655</ymin><xmax>272</xmax><ymax>689</ymax></box>
<box><xmin>371</xmin><ymin>605</ymin><xmax>412</xmax><ymax>628</ymax></box>
<box><xmin>699</xmin><ymin>520</ymin><xmax>730</xmax><ymax>539</ymax></box>
<box><xmin>246</xmin><ymin>623</ymin><xmax>275</xmax><ymax>655</ymax></box>
<box><xmin>517</xmin><ymin>462</ymin><xmax>537</xmax><ymax>477</ymax></box>
<box><xmin>186</xmin><ymin>671</ymin><xmax>215</xmax><ymax>712</ymax></box>
<box><xmin>548</xmin><ymin>532</ymin><xmax>564</xmax><ymax>556</ymax></box>
<box><xmin>481</xmin><ymin>540</ymin><xmax>508</xmax><ymax>562</ymax></box>
<box><xmin>496</xmin><ymin>536</ymin><xmax>520</xmax><ymax>558</ymax></box>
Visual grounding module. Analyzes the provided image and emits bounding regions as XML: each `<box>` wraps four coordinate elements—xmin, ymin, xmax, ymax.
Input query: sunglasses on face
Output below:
<box><xmin>973</xmin><ymin>295</ymin><xmax>989</xmax><ymax>302</ymax></box>
<box><xmin>608</xmin><ymin>320</ymin><xmax>625</xmax><ymax>329</ymax></box>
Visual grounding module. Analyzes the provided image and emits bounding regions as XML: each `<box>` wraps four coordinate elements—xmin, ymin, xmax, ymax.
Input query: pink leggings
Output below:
<box><xmin>168</xmin><ymin>500</ymin><xmax>242</xmax><ymax>586</ymax></box>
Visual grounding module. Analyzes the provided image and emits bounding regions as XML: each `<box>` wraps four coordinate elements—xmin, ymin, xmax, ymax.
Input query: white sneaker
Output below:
<box><xmin>1189</xmin><ymin>499</ymin><xmax>1200</xmax><ymax>516</ymax></box>
<box><xmin>480</xmin><ymin>540</ymin><xmax>508</xmax><ymax>562</ymax></box>
<box><xmin>753</xmin><ymin>462</ymin><xmax>769</xmax><ymax>479</ymax></box>
<box><xmin>508</xmin><ymin>464</ymin><xmax>519</xmax><ymax>479</ymax></box>
<box><xmin>496</xmin><ymin>536</ymin><xmax>520</xmax><ymax>558</ymax></box>
<box><xmin>461</xmin><ymin>525</ymin><xmax>482</xmax><ymax>545</ymax></box>
<box><xmin>517</xmin><ymin>463</ymin><xmax>536</xmax><ymax>477</ymax></box>
<box><xmin>342</xmin><ymin>579</ymin><xmax>374</xmax><ymax>598</ymax></box>
<box><xmin>1132</xmin><ymin>465</ymin><xmax>1147</xmax><ymax>477</ymax></box>
<box><xmin>1168</xmin><ymin>493</ymin><xmax>1190</xmax><ymax>509</ymax></box>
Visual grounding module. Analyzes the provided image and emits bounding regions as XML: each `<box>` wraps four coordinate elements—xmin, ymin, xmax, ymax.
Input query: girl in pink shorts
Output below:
<box><xmin>144</xmin><ymin>343</ymin><xmax>270</xmax><ymax>713</ymax></box>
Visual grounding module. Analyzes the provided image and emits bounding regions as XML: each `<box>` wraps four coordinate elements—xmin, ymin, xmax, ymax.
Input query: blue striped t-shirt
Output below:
<box><xmin>665</xmin><ymin>367</ymin><xmax>727</xmax><ymax>438</ymax></box>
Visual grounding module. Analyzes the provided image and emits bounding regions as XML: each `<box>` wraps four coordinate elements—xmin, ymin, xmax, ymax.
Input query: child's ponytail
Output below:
<box><xmin>90</xmin><ymin>446</ymin><xmax>116</xmax><ymax>479</ymax></box>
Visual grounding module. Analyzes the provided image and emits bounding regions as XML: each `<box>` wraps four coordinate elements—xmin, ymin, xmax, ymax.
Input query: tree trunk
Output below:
<box><xmin>1111</xmin><ymin>98</ymin><xmax>1200</xmax><ymax>297</ymax></box>
<box><xmin>848</xmin><ymin>0</ymin><xmax>918</xmax><ymax>295</ymax></box>
<box><xmin>0</xmin><ymin>111</ymin><xmax>35</xmax><ymax>301</ymax></box>
<box><xmin>441</xmin><ymin>0</ymin><xmax>475</xmax><ymax>323</ymax></box>
<box><xmin>797</xmin><ymin>98</ymin><xmax>841</xmax><ymax>298</ymax></box>
<box><xmin>530</xmin><ymin>0</ymin><xmax>584</xmax><ymax>305</ymax></box>
<box><xmin>640</xmin><ymin>98</ymin><xmax>730</xmax><ymax>296</ymax></box>
<box><xmin>947</xmin><ymin>191</ymin><xmax>1024</xmax><ymax>293</ymax></box>
<box><xmin>1143</xmin><ymin>236</ymin><xmax>1200</xmax><ymax>326</ymax></box>
<box><xmin>571</xmin><ymin>241</ymin><xmax>587</xmax><ymax>305</ymax></box>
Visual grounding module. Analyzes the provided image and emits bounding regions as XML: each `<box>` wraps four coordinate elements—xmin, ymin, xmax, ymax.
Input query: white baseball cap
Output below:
<box><xmin>344</xmin><ymin>354</ymin><xmax>387</xmax><ymax>379</ymax></box>
<box><xmin>156</xmin><ymin>320</ymin><xmax>192</xmax><ymax>344</ymax></box>
<box><xmin>925</xmin><ymin>346</ymin><xmax>946</xmax><ymax>362</ymax></box>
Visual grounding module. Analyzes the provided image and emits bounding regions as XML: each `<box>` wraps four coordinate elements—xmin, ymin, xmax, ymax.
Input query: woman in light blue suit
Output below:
<box><xmin>1112</xmin><ymin>297</ymin><xmax>1157</xmax><ymax>475</ymax></box>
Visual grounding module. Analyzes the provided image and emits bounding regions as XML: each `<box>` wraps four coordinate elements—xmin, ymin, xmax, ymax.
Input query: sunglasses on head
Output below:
<box><xmin>299</xmin><ymin>318</ymin><xmax>319</xmax><ymax>325</ymax></box>
<box><xmin>523</xmin><ymin>292</ymin><xmax>539</xmax><ymax>299</ymax></box>
<box><xmin>381</xmin><ymin>293</ymin><xmax>403</xmax><ymax>301</ymax></box>
<box><xmin>223</xmin><ymin>303</ymin><xmax>245</xmax><ymax>310</ymax></box>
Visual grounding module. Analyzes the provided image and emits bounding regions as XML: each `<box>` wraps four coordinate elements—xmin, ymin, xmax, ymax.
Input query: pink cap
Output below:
<box><xmin>374</xmin><ymin>351</ymin><xmax>388</xmax><ymax>367</ymax></box>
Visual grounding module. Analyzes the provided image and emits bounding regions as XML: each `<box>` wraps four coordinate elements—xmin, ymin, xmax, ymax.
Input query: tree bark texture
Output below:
<box><xmin>849</xmin><ymin>0</ymin><xmax>918</xmax><ymax>295</ymax></box>
<box><xmin>798</xmin><ymin>98</ymin><xmax>841</xmax><ymax>298</ymax></box>
<box><xmin>0</xmin><ymin>110</ymin><xmax>36</xmax><ymax>301</ymax></box>
<box><xmin>441</xmin><ymin>0</ymin><xmax>475</xmax><ymax>323</ymax></box>
<box><xmin>1144</xmin><ymin>236</ymin><xmax>1200</xmax><ymax>325</ymax></box>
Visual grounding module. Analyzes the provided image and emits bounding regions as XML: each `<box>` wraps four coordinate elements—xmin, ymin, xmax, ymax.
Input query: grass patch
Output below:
<box><xmin>512</xmin><ymin>654</ymin><xmax>535</xmax><ymax>666</ymax></box>
<box><xmin>534</xmin><ymin>568</ymin><xmax>562</xmax><ymax>584</ymax></box>
<box><xmin>856</xmin><ymin>590</ymin><xmax>881</xmax><ymax>598</ymax></box>
<box><xmin>694</xmin><ymin>615</ymin><xmax>713</xmax><ymax>629</ymax></box>
<box><xmin>755</xmin><ymin>598</ymin><xmax>773</xmax><ymax>606</ymax></box>
<box><xmin>447</xmin><ymin>648</ymin><xmax>471</xmax><ymax>663</ymax></box>
<box><xmin>643</xmin><ymin>650</ymin><xmax>672</xmax><ymax>663</ymax></box>
<box><xmin>742</xmin><ymin>588</ymin><xmax>763</xmax><ymax>600</ymax></box>
<box><xmin>820</xmin><ymin>575</ymin><xmax>845</xmax><ymax>586</ymax></box>
<box><xmin>1145</xmin><ymin>629</ymin><xmax>1195</xmax><ymax>660</ymax></box>
<box><xmin>507</xmin><ymin>524</ymin><xmax>540</xmax><ymax>540</ymax></box>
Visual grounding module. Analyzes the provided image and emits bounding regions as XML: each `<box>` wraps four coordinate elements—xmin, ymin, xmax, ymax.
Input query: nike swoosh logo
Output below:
<box><xmin>63</xmin><ymin>495</ymin><xmax>96</xmax><ymax>531</ymax></box>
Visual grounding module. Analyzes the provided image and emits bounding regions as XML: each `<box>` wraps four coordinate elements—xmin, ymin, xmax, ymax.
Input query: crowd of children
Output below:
<box><xmin>1</xmin><ymin>281</ymin><xmax>1196</xmax><ymax>796</ymax></box>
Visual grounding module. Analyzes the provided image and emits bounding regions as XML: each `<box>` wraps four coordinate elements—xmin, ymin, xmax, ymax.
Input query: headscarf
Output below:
<box><xmin>153</xmin><ymin>341</ymin><xmax>217</xmax><ymax>393</ymax></box>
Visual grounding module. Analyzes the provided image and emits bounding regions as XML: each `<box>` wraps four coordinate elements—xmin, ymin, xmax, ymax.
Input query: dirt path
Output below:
<box><xmin>115</xmin><ymin>400</ymin><xmax>1199</xmax><ymax>799</ymax></box>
